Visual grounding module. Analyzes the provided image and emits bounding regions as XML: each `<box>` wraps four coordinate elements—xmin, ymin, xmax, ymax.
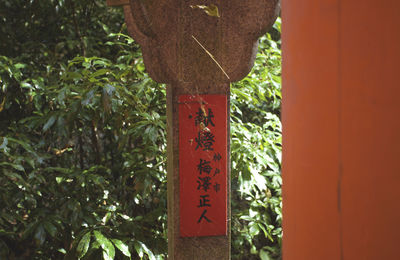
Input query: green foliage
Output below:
<box><xmin>0</xmin><ymin>1</ymin><xmax>281</xmax><ymax>259</ymax></box>
<box><xmin>231</xmin><ymin>18</ymin><xmax>282</xmax><ymax>260</ymax></box>
<box><xmin>0</xmin><ymin>48</ymin><xmax>168</xmax><ymax>259</ymax></box>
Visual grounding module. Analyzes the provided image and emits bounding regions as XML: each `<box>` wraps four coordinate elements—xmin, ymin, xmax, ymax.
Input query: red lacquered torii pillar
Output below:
<box><xmin>106</xmin><ymin>0</ymin><xmax>279</xmax><ymax>259</ymax></box>
<box><xmin>283</xmin><ymin>0</ymin><xmax>400</xmax><ymax>259</ymax></box>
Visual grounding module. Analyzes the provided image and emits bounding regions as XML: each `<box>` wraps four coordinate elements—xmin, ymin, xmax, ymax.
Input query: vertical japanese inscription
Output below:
<box><xmin>179</xmin><ymin>95</ymin><xmax>227</xmax><ymax>237</ymax></box>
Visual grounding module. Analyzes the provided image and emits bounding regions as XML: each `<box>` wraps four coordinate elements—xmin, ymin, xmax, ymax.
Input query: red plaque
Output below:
<box><xmin>179</xmin><ymin>95</ymin><xmax>227</xmax><ymax>237</ymax></box>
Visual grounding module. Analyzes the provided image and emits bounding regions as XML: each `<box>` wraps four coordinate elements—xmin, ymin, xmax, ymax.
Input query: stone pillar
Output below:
<box><xmin>107</xmin><ymin>1</ymin><xmax>279</xmax><ymax>259</ymax></box>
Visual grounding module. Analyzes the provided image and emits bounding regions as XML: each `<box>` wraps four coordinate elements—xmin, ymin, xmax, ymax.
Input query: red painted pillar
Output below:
<box><xmin>282</xmin><ymin>0</ymin><xmax>400</xmax><ymax>259</ymax></box>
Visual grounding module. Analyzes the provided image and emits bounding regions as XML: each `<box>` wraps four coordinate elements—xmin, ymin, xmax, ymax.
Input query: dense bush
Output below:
<box><xmin>0</xmin><ymin>1</ymin><xmax>281</xmax><ymax>259</ymax></box>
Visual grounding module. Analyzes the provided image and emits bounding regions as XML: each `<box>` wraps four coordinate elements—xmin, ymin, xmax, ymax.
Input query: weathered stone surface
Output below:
<box><xmin>122</xmin><ymin>0</ymin><xmax>280</xmax><ymax>84</ymax></box>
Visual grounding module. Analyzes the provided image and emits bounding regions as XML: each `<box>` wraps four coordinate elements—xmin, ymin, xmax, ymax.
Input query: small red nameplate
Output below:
<box><xmin>179</xmin><ymin>94</ymin><xmax>227</xmax><ymax>237</ymax></box>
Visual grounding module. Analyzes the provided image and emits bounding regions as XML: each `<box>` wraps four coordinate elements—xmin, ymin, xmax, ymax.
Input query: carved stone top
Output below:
<box><xmin>108</xmin><ymin>0</ymin><xmax>280</xmax><ymax>84</ymax></box>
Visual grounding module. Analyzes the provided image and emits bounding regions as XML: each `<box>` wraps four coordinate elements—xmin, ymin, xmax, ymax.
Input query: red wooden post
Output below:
<box><xmin>107</xmin><ymin>0</ymin><xmax>279</xmax><ymax>258</ymax></box>
<box><xmin>283</xmin><ymin>0</ymin><xmax>400</xmax><ymax>259</ymax></box>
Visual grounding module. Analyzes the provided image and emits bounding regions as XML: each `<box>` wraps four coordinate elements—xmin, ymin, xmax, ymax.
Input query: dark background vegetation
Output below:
<box><xmin>0</xmin><ymin>0</ymin><xmax>282</xmax><ymax>259</ymax></box>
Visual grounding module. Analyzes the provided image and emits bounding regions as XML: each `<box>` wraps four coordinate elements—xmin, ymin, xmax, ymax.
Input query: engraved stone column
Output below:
<box><xmin>107</xmin><ymin>1</ymin><xmax>279</xmax><ymax>258</ymax></box>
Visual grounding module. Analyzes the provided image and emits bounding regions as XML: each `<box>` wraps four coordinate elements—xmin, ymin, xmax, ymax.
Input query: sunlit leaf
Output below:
<box><xmin>111</xmin><ymin>239</ymin><xmax>131</xmax><ymax>257</ymax></box>
<box><xmin>93</xmin><ymin>231</ymin><xmax>115</xmax><ymax>260</ymax></box>
<box><xmin>77</xmin><ymin>231</ymin><xmax>91</xmax><ymax>258</ymax></box>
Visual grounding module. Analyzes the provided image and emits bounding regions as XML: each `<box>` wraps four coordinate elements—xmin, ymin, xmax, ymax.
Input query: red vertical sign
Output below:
<box><xmin>179</xmin><ymin>95</ymin><xmax>227</xmax><ymax>237</ymax></box>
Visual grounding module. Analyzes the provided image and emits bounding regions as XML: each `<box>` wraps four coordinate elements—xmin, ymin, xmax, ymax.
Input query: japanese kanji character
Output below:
<box><xmin>197</xmin><ymin>195</ymin><xmax>211</xmax><ymax>207</ymax></box>
<box><xmin>194</xmin><ymin>107</ymin><xmax>215</xmax><ymax>127</ymax></box>
<box><xmin>213</xmin><ymin>152</ymin><xmax>222</xmax><ymax>162</ymax></box>
<box><xmin>197</xmin><ymin>209</ymin><xmax>212</xmax><ymax>223</ymax></box>
<box><xmin>213</xmin><ymin>168</ymin><xmax>220</xmax><ymax>177</ymax></box>
<box><xmin>197</xmin><ymin>159</ymin><xmax>212</xmax><ymax>175</ymax></box>
<box><xmin>195</xmin><ymin>131</ymin><xmax>215</xmax><ymax>151</ymax></box>
<box><xmin>197</xmin><ymin>176</ymin><xmax>212</xmax><ymax>192</ymax></box>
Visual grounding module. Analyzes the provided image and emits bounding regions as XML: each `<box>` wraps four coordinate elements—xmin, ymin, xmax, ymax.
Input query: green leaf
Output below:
<box><xmin>58</xmin><ymin>248</ymin><xmax>67</xmax><ymax>254</ymax></box>
<box><xmin>102</xmin><ymin>250</ymin><xmax>112</xmax><ymax>260</ymax></box>
<box><xmin>260</xmin><ymin>249</ymin><xmax>271</xmax><ymax>260</ymax></box>
<box><xmin>34</xmin><ymin>224</ymin><xmax>46</xmax><ymax>246</ymax></box>
<box><xmin>77</xmin><ymin>231</ymin><xmax>91</xmax><ymax>259</ymax></box>
<box><xmin>90</xmin><ymin>68</ymin><xmax>109</xmax><ymax>78</ymax></box>
<box><xmin>249</xmin><ymin>222</ymin><xmax>260</xmax><ymax>237</ymax></box>
<box><xmin>93</xmin><ymin>231</ymin><xmax>115</xmax><ymax>260</ymax></box>
<box><xmin>43</xmin><ymin>221</ymin><xmax>57</xmax><ymax>237</ymax></box>
<box><xmin>43</xmin><ymin>115</ymin><xmax>57</xmax><ymax>132</ymax></box>
<box><xmin>0</xmin><ymin>137</ymin><xmax>8</xmax><ymax>149</ymax></box>
<box><xmin>134</xmin><ymin>241</ymin><xmax>155</xmax><ymax>260</ymax></box>
<box><xmin>111</xmin><ymin>239</ymin><xmax>131</xmax><ymax>257</ymax></box>
<box><xmin>21</xmin><ymin>221</ymin><xmax>38</xmax><ymax>240</ymax></box>
<box><xmin>0</xmin><ymin>162</ymin><xmax>25</xmax><ymax>172</ymax></box>
<box><xmin>133</xmin><ymin>241</ymin><xmax>143</xmax><ymax>258</ymax></box>
<box><xmin>20</xmin><ymin>81</ymin><xmax>33</xmax><ymax>89</ymax></box>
